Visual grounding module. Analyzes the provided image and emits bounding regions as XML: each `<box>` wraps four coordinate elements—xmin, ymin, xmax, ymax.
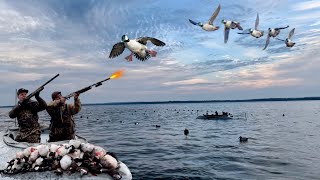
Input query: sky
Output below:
<box><xmin>0</xmin><ymin>0</ymin><xmax>319</xmax><ymax>105</ymax></box>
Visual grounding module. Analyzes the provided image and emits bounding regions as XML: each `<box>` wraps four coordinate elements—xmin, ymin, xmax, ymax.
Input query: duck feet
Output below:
<box><xmin>147</xmin><ymin>50</ymin><xmax>157</xmax><ymax>57</ymax></box>
<box><xmin>125</xmin><ymin>54</ymin><xmax>133</xmax><ymax>61</ymax></box>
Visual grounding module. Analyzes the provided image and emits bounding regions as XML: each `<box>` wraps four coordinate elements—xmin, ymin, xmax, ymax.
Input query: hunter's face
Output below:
<box><xmin>18</xmin><ymin>92</ymin><xmax>27</xmax><ymax>101</ymax></box>
<box><xmin>55</xmin><ymin>94</ymin><xmax>62</xmax><ymax>101</ymax></box>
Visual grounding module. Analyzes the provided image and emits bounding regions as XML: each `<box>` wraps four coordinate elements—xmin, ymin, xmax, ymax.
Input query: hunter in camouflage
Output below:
<box><xmin>8</xmin><ymin>88</ymin><xmax>47</xmax><ymax>143</ymax></box>
<box><xmin>46</xmin><ymin>91</ymin><xmax>81</xmax><ymax>142</ymax></box>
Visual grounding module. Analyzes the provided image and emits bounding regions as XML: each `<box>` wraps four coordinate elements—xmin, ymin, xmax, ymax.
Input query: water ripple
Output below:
<box><xmin>1</xmin><ymin>101</ymin><xmax>320</xmax><ymax>179</ymax></box>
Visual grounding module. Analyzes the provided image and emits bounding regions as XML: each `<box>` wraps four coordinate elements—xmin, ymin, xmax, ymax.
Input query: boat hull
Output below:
<box><xmin>196</xmin><ymin>115</ymin><xmax>232</xmax><ymax>120</ymax></box>
<box><xmin>3</xmin><ymin>125</ymin><xmax>87</xmax><ymax>149</ymax></box>
<box><xmin>0</xmin><ymin>126</ymin><xmax>132</xmax><ymax>180</ymax></box>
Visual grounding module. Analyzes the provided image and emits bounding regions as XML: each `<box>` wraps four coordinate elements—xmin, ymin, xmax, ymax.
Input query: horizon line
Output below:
<box><xmin>1</xmin><ymin>96</ymin><xmax>320</xmax><ymax>108</ymax></box>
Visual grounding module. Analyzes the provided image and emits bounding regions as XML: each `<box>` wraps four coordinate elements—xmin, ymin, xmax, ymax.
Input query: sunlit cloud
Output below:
<box><xmin>292</xmin><ymin>1</ymin><xmax>320</xmax><ymax>11</ymax></box>
<box><xmin>163</xmin><ymin>78</ymin><xmax>209</xmax><ymax>86</ymax></box>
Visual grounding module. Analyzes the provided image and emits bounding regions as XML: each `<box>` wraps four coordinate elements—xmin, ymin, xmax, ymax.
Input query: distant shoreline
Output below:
<box><xmin>1</xmin><ymin>97</ymin><xmax>320</xmax><ymax>108</ymax></box>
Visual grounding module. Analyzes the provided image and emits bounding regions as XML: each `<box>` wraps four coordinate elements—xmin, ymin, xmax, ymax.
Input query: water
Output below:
<box><xmin>1</xmin><ymin>101</ymin><xmax>320</xmax><ymax>179</ymax></box>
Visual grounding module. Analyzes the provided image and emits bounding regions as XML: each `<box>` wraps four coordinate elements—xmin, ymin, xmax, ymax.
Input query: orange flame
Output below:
<box><xmin>110</xmin><ymin>69</ymin><xmax>124</xmax><ymax>79</ymax></box>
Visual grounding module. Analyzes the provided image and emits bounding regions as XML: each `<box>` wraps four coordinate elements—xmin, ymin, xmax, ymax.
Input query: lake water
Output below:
<box><xmin>1</xmin><ymin>101</ymin><xmax>320</xmax><ymax>179</ymax></box>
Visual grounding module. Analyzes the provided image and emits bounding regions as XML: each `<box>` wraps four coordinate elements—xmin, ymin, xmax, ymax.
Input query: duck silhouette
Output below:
<box><xmin>239</xmin><ymin>136</ymin><xmax>248</xmax><ymax>142</ymax></box>
<box><xmin>184</xmin><ymin>128</ymin><xmax>189</xmax><ymax>136</ymax></box>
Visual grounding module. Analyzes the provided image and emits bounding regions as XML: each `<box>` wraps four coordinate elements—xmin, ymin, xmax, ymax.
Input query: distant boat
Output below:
<box><xmin>196</xmin><ymin>114</ymin><xmax>232</xmax><ymax>120</ymax></box>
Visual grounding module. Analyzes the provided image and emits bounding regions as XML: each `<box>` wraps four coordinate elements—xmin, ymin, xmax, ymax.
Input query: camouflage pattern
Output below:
<box><xmin>46</xmin><ymin>98</ymin><xmax>81</xmax><ymax>142</ymax></box>
<box><xmin>8</xmin><ymin>96</ymin><xmax>47</xmax><ymax>143</ymax></box>
<box><xmin>15</xmin><ymin>127</ymin><xmax>41</xmax><ymax>143</ymax></box>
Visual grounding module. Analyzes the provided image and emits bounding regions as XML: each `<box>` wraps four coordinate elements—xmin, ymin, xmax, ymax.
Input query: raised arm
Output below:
<box><xmin>34</xmin><ymin>94</ymin><xmax>47</xmax><ymax>112</ymax></box>
<box><xmin>67</xmin><ymin>94</ymin><xmax>81</xmax><ymax>115</ymax></box>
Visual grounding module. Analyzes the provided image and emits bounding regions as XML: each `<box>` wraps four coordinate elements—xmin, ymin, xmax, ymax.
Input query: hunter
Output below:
<box><xmin>46</xmin><ymin>91</ymin><xmax>81</xmax><ymax>142</ymax></box>
<box><xmin>8</xmin><ymin>88</ymin><xmax>47</xmax><ymax>143</ymax></box>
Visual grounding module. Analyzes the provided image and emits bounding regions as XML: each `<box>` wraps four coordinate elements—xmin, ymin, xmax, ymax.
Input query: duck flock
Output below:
<box><xmin>109</xmin><ymin>3</ymin><xmax>295</xmax><ymax>62</ymax></box>
<box><xmin>0</xmin><ymin>140</ymin><xmax>122</xmax><ymax>179</ymax></box>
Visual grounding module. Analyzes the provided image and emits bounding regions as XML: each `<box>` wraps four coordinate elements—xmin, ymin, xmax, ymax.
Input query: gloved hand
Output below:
<box><xmin>35</xmin><ymin>91</ymin><xmax>40</xmax><ymax>98</ymax></box>
<box><xmin>35</xmin><ymin>87</ymin><xmax>44</xmax><ymax>98</ymax></box>
<box><xmin>74</xmin><ymin>93</ymin><xmax>80</xmax><ymax>100</ymax></box>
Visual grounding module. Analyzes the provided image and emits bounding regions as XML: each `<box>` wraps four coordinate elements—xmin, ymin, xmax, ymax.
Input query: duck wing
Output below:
<box><xmin>189</xmin><ymin>19</ymin><xmax>199</xmax><ymax>26</ymax></box>
<box><xmin>224</xmin><ymin>26</ymin><xmax>230</xmax><ymax>43</ymax></box>
<box><xmin>275</xmin><ymin>38</ymin><xmax>285</xmax><ymax>42</ymax></box>
<box><xmin>255</xmin><ymin>13</ymin><xmax>259</xmax><ymax>30</ymax></box>
<box><xmin>234</xmin><ymin>22</ymin><xmax>243</xmax><ymax>30</ymax></box>
<box><xmin>208</xmin><ymin>4</ymin><xmax>221</xmax><ymax>25</ymax></box>
<box><xmin>109</xmin><ymin>42</ymin><xmax>125</xmax><ymax>58</ymax></box>
<box><xmin>237</xmin><ymin>28</ymin><xmax>251</xmax><ymax>34</ymax></box>
<box><xmin>275</xmin><ymin>25</ymin><xmax>289</xmax><ymax>30</ymax></box>
<box><xmin>136</xmin><ymin>37</ymin><xmax>166</xmax><ymax>46</ymax></box>
<box><xmin>263</xmin><ymin>34</ymin><xmax>271</xmax><ymax>50</ymax></box>
<box><xmin>288</xmin><ymin>28</ymin><xmax>295</xmax><ymax>39</ymax></box>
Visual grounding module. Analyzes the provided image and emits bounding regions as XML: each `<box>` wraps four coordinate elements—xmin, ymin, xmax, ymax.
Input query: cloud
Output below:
<box><xmin>163</xmin><ymin>78</ymin><xmax>209</xmax><ymax>86</ymax></box>
<box><xmin>292</xmin><ymin>1</ymin><xmax>320</xmax><ymax>11</ymax></box>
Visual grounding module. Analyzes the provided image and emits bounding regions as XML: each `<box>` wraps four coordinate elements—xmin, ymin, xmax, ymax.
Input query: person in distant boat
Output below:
<box><xmin>215</xmin><ymin>111</ymin><xmax>218</xmax><ymax>116</ymax></box>
<box><xmin>8</xmin><ymin>88</ymin><xmax>47</xmax><ymax>143</ymax></box>
<box><xmin>46</xmin><ymin>91</ymin><xmax>81</xmax><ymax>142</ymax></box>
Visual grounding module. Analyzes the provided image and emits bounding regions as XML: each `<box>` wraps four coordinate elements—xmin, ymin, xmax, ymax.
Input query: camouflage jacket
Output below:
<box><xmin>8</xmin><ymin>96</ymin><xmax>47</xmax><ymax>129</ymax></box>
<box><xmin>46</xmin><ymin>98</ymin><xmax>81</xmax><ymax>130</ymax></box>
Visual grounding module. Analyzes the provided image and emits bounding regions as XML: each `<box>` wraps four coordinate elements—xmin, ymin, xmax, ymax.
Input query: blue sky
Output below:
<box><xmin>0</xmin><ymin>0</ymin><xmax>319</xmax><ymax>105</ymax></box>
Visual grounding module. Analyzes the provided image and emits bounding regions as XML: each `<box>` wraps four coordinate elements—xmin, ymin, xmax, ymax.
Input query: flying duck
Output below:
<box><xmin>238</xmin><ymin>13</ymin><xmax>264</xmax><ymax>38</ymax></box>
<box><xmin>189</xmin><ymin>4</ymin><xmax>221</xmax><ymax>31</ymax></box>
<box><xmin>109</xmin><ymin>35</ymin><xmax>166</xmax><ymax>61</ymax></box>
<box><xmin>221</xmin><ymin>19</ymin><xmax>243</xmax><ymax>43</ymax></box>
<box><xmin>263</xmin><ymin>25</ymin><xmax>289</xmax><ymax>50</ymax></box>
<box><xmin>276</xmin><ymin>28</ymin><xmax>296</xmax><ymax>47</ymax></box>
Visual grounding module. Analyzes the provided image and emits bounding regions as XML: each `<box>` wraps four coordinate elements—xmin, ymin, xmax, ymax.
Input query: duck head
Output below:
<box><xmin>221</xmin><ymin>19</ymin><xmax>226</xmax><ymax>24</ymax></box>
<box><xmin>69</xmin><ymin>140</ymin><xmax>81</xmax><ymax>149</ymax></box>
<box><xmin>121</xmin><ymin>35</ymin><xmax>129</xmax><ymax>42</ymax></box>
<box><xmin>198</xmin><ymin>22</ymin><xmax>203</xmax><ymax>27</ymax></box>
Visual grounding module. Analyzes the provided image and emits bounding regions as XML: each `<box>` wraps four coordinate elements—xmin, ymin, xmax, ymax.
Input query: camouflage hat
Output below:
<box><xmin>17</xmin><ymin>88</ymin><xmax>28</xmax><ymax>95</ymax></box>
<box><xmin>51</xmin><ymin>91</ymin><xmax>61</xmax><ymax>100</ymax></box>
